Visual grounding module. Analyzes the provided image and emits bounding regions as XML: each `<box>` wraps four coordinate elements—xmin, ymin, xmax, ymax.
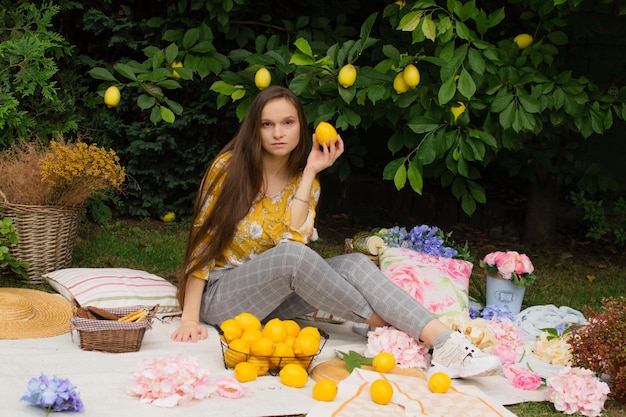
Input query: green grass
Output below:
<box><xmin>3</xmin><ymin>218</ymin><xmax>625</xmax><ymax>416</ymax></box>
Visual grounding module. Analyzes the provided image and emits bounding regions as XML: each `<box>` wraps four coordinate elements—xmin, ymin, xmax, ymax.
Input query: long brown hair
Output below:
<box><xmin>176</xmin><ymin>86</ymin><xmax>309</xmax><ymax>308</ymax></box>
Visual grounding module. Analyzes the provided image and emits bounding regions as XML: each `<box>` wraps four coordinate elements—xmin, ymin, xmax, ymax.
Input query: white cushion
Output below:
<box><xmin>44</xmin><ymin>268</ymin><xmax>180</xmax><ymax>313</ymax></box>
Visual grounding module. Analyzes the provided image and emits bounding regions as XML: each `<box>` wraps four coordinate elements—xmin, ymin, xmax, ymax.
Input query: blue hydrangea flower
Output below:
<box><xmin>480</xmin><ymin>304</ymin><xmax>515</xmax><ymax>321</ymax></box>
<box><xmin>379</xmin><ymin>224</ymin><xmax>458</xmax><ymax>258</ymax></box>
<box><xmin>21</xmin><ymin>373</ymin><xmax>84</xmax><ymax>415</ymax></box>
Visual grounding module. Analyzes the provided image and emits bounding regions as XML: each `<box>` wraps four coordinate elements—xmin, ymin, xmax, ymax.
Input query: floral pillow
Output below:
<box><xmin>378</xmin><ymin>247</ymin><xmax>472</xmax><ymax>318</ymax></box>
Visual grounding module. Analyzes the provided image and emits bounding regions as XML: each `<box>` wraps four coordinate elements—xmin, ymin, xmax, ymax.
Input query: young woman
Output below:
<box><xmin>171</xmin><ymin>86</ymin><xmax>500</xmax><ymax>378</ymax></box>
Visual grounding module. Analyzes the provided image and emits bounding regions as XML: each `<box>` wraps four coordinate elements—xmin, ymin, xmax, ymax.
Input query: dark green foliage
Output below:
<box><xmin>0</xmin><ymin>1</ymin><xmax>80</xmax><ymax>146</ymax></box>
<box><xmin>571</xmin><ymin>191</ymin><xmax>626</xmax><ymax>246</ymax></box>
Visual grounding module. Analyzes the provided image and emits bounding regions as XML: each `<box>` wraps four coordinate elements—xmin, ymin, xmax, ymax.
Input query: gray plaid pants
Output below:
<box><xmin>199</xmin><ymin>242</ymin><xmax>435</xmax><ymax>341</ymax></box>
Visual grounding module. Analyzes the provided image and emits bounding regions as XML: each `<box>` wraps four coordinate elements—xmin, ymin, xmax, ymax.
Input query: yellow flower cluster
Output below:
<box><xmin>39</xmin><ymin>140</ymin><xmax>125</xmax><ymax>207</ymax></box>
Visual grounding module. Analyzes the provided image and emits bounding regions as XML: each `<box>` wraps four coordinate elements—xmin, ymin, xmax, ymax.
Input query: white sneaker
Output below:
<box><xmin>431</xmin><ymin>332</ymin><xmax>501</xmax><ymax>378</ymax></box>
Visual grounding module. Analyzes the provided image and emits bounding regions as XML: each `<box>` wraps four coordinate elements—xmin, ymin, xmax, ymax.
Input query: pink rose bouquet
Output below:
<box><xmin>365</xmin><ymin>326</ymin><xmax>431</xmax><ymax>369</ymax></box>
<box><xmin>480</xmin><ymin>250</ymin><xmax>536</xmax><ymax>288</ymax></box>
<box><xmin>546</xmin><ymin>367</ymin><xmax>610</xmax><ymax>417</ymax></box>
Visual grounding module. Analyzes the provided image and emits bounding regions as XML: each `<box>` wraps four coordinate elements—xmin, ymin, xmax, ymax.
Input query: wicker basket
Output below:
<box><xmin>72</xmin><ymin>305</ymin><xmax>157</xmax><ymax>353</ymax></box>
<box><xmin>216</xmin><ymin>325</ymin><xmax>329</xmax><ymax>376</ymax></box>
<box><xmin>0</xmin><ymin>192</ymin><xmax>82</xmax><ymax>283</ymax></box>
<box><xmin>344</xmin><ymin>238</ymin><xmax>379</xmax><ymax>265</ymax></box>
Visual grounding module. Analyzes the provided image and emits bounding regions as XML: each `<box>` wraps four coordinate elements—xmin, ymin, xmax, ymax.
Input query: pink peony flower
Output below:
<box><xmin>365</xmin><ymin>326</ymin><xmax>431</xmax><ymax>369</ymax></box>
<box><xmin>215</xmin><ymin>376</ymin><xmax>247</xmax><ymax>399</ymax></box>
<box><xmin>494</xmin><ymin>344</ymin><xmax>518</xmax><ymax>364</ymax></box>
<box><xmin>384</xmin><ymin>262</ymin><xmax>430</xmax><ymax>304</ymax></box>
<box><xmin>547</xmin><ymin>367</ymin><xmax>610</xmax><ymax>417</ymax></box>
<box><xmin>502</xmin><ymin>364</ymin><xmax>542</xmax><ymax>390</ymax></box>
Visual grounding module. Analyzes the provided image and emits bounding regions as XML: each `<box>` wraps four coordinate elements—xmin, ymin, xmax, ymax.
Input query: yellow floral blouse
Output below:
<box><xmin>189</xmin><ymin>152</ymin><xmax>320</xmax><ymax>282</ymax></box>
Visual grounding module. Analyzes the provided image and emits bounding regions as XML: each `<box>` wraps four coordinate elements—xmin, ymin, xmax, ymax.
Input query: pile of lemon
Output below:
<box><xmin>220</xmin><ymin>312</ymin><xmax>323</xmax><ymax>384</ymax></box>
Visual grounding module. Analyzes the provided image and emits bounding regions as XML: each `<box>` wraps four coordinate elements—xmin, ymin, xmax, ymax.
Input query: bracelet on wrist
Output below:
<box><xmin>293</xmin><ymin>196</ymin><xmax>309</xmax><ymax>204</ymax></box>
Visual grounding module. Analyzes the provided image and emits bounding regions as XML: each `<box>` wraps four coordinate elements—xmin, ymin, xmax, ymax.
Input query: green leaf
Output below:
<box><xmin>383</xmin><ymin>158</ymin><xmax>404</xmax><ymax>180</ymax></box>
<box><xmin>407</xmin><ymin>163</ymin><xmax>423</xmax><ymax>194</ymax></box>
<box><xmin>491</xmin><ymin>93</ymin><xmax>513</xmax><ymax>113</ymax></box>
<box><xmin>438</xmin><ymin>77</ymin><xmax>457</xmax><ymax>105</ymax></box>
<box><xmin>160</xmin><ymin>105</ymin><xmax>175</xmax><ymax>123</ymax></box>
<box><xmin>182</xmin><ymin>28</ymin><xmax>200</xmax><ymax>50</ymax></box>
<box><xmin>455</xmin><ymin>21</ymin><xmax>470</xmax><ymax>40</ymax></box>
<box><xmin>137</xmin><ymin>94</ymin><xmax>156</xmax><ymax>110</ymax></box>
<box><xmin>422</xmin><ymin>16</ymin><xmax>436</xmax><ymax>41</ymax></box>
<box><xmin>114</xmin><ymin>63</ymin><xmax>138</xmax><ymax>81</ymax></box>
<box><xmin>289</xmin><ymin>53</ymin><xmax>315</xmax><ymax>66</ymax></box>
<box><xmin>293</xmin><ymin>38</ymin><xmax>313</xmax><ymax>57</ymax></box>
<box><xmin>398</xmin><ymin>11</ymin><xmax>422</xmax><ymax>31</ymax></box>
<box><xmin>165</xmin><ymin>43</ymin><xmax>179</xmax><ymax>64</ymax></box>
<box><xmin>150</xmin><ymin>106</ymin><xmax>161</xmax><ymax>124</ymax></box>
<box><xmin>457</xmin><ymin>68</ymin><xmax>476</xmax><ymax>99</ymax></box>
<box><xmin>394</xmin><ymin>163</ymin><xmax>407</xmax><ymax>190</ymax></box>
<box><xmin>88</xmin><ymin>67</ymin><xmax>118</xmax><ymax>82</ymax></box>
<box><xmin>467</xmin><ymin>48</ymin><xmax>485</xmax><ymax>75</ymax></box>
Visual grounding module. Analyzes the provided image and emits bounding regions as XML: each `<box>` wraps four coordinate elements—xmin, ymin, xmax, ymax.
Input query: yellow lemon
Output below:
<box><xmin>370</xmin><ymin>379</ymin><xmax>393</xmax><ymax>405</ymax></box>
<box><xmin>247</xmin><ymin>355</ymin><xmax>270</xmax><ymax>376</ymax></box>
<box><xmin>372</xmin><ymin>352</ymin><xmax>396</xmax><ymax>373</ymax></box>
<box><xmin>283</xmin><ymin>319</ymin><xmax>301</xmax><ymax>338</ymax></box>
<box><xmin>240</xmin><ymin>328</ymin><xmax>263</xmax><ymax>345</ymax></box>
<box><xmin>103</xmin><ymin>85</ymin><xmax>121</xmax><ymax>108</ymax></box>
<box><xmin>314</xmin><ymin>122</ymin><xmax>338</xmax><ymax>146</ymax></box>
<box><xmin>337</xmin><ymin>64</ymin><xmax>357</xmax><ymax>88</ymax></box>
<box><xmin>293</xmin><ymin>333</ymin><xmax>320</xmax><ymax>357</ymax></box>
<box><xmin>451</xmin><ymin>101</ymin><xmax>466</xmax><ymax>124</ymax></box>
<box><xmin>279</xmin><ymin>363</ymin><xmax>309</xmax><ymax>388</ymax></box>
<box><xmin>254</xmin><ymin>67</ymin><xmax>271</xmax><ymax>90</ymax></box>
<box><xmin>284</xmin><ymin>335</ymin><xmax>297</xmax><ymax>349</ymax></box>
<box><xmin>160</xmin><ymin>211</ymin><xmax>175</xmax><ymax>222</ymax></box>
<box><xmin>235</xmin><ymin>312</ymin><xmax>262</xmax><ymax>332</ymax></box>
<box><xmin>312</xmin><ymin>379</ymin><xmax>338</xmax><ymax>402</ymax></box>
<box><xmin>298</xmin><ymin>326</ymin><xmax>321</xmax><ymax>342</ymax></box>
<box><xmin>224</xmin><ymin>338</ymin><xmax>250</xmax><ymax>367</ymax></box>
<box><xmin>262</xmin><ymin>317</ymin><xmax>288</xmax><ymax>343</ymax></box>
<box><xmin>402</xmin><ymin>64</ymin><xmax>420</xmax><ymax>88</ymax></box>
<box><xmin>428</xmin><ymin>371</ymin><xmax>451</xmax><ymax>393</ymax></box>
<box><xmin>250</xmin><ymin>336</ymin><xmax>275</xmax><ymax>357</ymax></box>
<box><xmin>220</xmin><ymin>318</ymin><xmax>243</xmax><ymax>343</ymax></box>
<box><xmin>234</xmin><ymin>361</ymin><xmax>258</xmax><ymax>382</ymax></box>
<box><xmin>170</xmin><ymin>61</ymin><xmax>183</xmax><ymax>80</ymax></box>
<box><xmin>393</xmin><ymin>72</ymin><xmax>409</xmax><ymax>94</ymax></box>
<box><xmin>271</xmin><ymin>342</ymin><xmax>296</xmax><ymax>369</ymax></box>
<box><xmin>514</xmin><ymin>33</ymin><xmax>533</xmax><ymax>49</ymax></box>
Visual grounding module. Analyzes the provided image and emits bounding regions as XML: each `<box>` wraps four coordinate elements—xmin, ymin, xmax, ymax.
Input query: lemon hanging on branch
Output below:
<box><xmin>402</xmin><ymin>64</ymin><xmax>420</xmax><ymax>88</ymax></box>
<box><xmin>254</xmin><ymin>67</ymin><xmax>271</xmax><ymax>90</ymax></box>
<box><xmin>337</xmin><ymin>64</ymin><xmax>357</xmax><ymax>88</ymax></box>
<box><xmin>393</xmin><ymin>72</ymin><xmax>409</xmax><ymax>94</ymax></box>
<box><xmin>514</xmin><ymin>33</ymin><xmax>534</xmax><ymax>49</ymax></box>
<box><xmin>160</xmin><ymin>211</ymin><xmax>176</xmax><ymax>222</ymax></box>
<box><xmin>170</xmin><ymin>61</ymin><xmax>183</xmax><ymax>80</ymax></box>
<box><xmin>451</xmin><ymin>102</ymin><xmax>466</xmax><ymax>124</ymax></box>
<box><xmin>103</xmin><ymin>86</ymin><xmax>121</xmax><ymax>108</ymax></box>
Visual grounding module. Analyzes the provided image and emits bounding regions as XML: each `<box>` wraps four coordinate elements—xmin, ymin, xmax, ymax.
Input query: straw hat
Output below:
<box><xmin>0</xmin><ymin>288</ymin><xmax>73</xmax><ymax>339</ymax></box>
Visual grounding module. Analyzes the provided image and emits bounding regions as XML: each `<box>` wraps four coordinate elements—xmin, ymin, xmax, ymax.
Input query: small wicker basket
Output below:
<box><xmin>0</xmin><ymin>192</ymin><xmax>83</xmax><ymax>283</ymax></box>
<box><xmin>71</xmin><ymin>305</ymin><xmax>157</xmax><ymax>353</ymax></box>
<box><xmin>216</xmin><ymin>325</ymin><xmax>329</xmax><ymax>376</ymax></box>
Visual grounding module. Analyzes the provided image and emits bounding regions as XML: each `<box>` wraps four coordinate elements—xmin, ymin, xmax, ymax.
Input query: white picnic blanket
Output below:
<box><xmin>0</xmin><ymin>314</ymin><xmax>556</xmax><ymax>416</ymax></box>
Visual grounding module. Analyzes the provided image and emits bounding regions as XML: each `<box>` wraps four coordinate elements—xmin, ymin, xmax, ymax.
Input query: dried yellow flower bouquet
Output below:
<box><xmin>0</xmin><ymin>138</ymin><xmax>125</xmax><ymax>207</ymax></box>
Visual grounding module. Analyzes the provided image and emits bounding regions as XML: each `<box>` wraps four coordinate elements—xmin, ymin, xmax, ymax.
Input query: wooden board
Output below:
<box><xmin>310</xmin><ymin>359</ymin><xmax>426</xmax><ymax>383</ymax></box>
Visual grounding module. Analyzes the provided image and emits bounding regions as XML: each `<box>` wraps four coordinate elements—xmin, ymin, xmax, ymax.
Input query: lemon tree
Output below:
<box><xmin>87</xmin><ymin>0</ymin><xmax>626</xmax><ymax>245</ymax></box>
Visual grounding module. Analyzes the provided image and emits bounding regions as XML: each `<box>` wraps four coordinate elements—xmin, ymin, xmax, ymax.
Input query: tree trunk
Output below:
<box><xmin>522</xmin><ymin>169</ymin><xmax>560</xmax><ymax>246</ymax></box>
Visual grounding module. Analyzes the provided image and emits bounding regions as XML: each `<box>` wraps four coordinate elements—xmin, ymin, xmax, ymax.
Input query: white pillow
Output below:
<box><xmin>44</xmin><ymin>268</ymin><xmax>180</xmax><ymax>313</ymax></box>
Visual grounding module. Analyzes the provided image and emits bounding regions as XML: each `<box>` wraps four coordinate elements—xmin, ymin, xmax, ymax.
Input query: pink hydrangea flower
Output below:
<box><xmin>502</xmin><ymin>364</ymin><xmax>542</xmax><ymax>390</ymax></box>
<box><xmin>365</xmin><ymin>326</ymin><xmax>431</xmax><ymax>369</ymax></box>
<box><xmin>547</xmin><ymin>367</ymin><xmax>610</xmax><ymax>417</ymax></box>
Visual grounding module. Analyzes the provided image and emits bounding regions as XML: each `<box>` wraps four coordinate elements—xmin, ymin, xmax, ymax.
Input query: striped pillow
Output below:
<box><xmin>44</xmin><ymin>268</ymin><xmax>180</xmax><ymax>313</ymax></box>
